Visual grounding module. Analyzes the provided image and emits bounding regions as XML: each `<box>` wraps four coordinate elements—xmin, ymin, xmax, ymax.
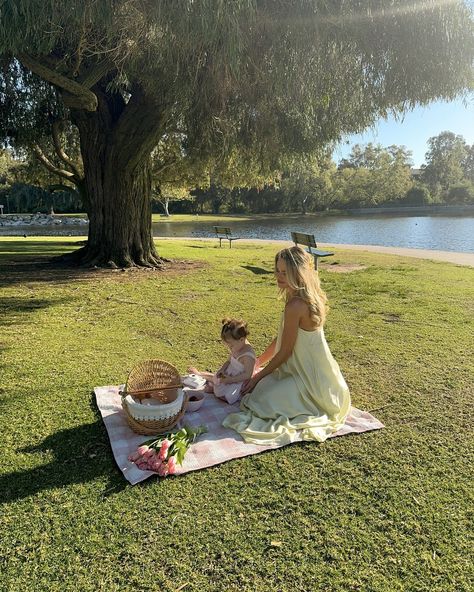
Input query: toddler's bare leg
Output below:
<box><xmin>187</xmin><ymin>367</ymin><xmax>214</xmax><ymax>381</ymax></box>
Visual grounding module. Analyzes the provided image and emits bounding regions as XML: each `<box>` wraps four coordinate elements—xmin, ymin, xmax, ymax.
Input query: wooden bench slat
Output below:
<box><xmin>290</xmin><ymin>231</ymin><xmax>334</xmax><ymax>269</ymax></box>
<box><xmin>308</xmin><ymin>248</ymin><xmax>334</xmax><ymax>257</ymax></box>
<box><xmin>291</xmin><ymin>231</ymin><xmax>317</xmax><ymax>248</ymax></box>
<box><xmin>214</xmin><ymin>226</ymin><xmax>240</xmax><ymax>248</ymax></box>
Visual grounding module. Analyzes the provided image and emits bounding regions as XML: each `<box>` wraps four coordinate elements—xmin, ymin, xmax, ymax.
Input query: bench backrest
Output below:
<box><xmin>291</xmin><ymin>231</ymin><xmax>317</xmax><ymax>249</ymax></box>
<box><xmin>214</xmin><ymin>226</ymin><xmax>232</xmax><ymax>236</ymax></box>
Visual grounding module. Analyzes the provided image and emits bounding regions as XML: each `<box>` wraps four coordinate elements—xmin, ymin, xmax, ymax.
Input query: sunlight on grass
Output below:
<box><xmin>0</xmin><ymin>238</ymin><xmax>473</xmax><ymax>592</ymax></box>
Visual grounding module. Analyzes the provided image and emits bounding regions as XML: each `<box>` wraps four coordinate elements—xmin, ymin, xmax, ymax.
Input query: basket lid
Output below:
<box><xmin>125</xmin><ymin>359</ymin><xmax>182</xmax><ymax>400</ymax></box>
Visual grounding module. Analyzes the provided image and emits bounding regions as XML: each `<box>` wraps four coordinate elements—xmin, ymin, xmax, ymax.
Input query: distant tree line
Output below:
<box><xmin>164</xmin><ymin>130</ymin><xmax>474</xmax><ymax>214</ymax></box>
<box><xmin>1</xmin><ymin>130</ymin><xmax>473</xmax><ymax>215</ymax></box>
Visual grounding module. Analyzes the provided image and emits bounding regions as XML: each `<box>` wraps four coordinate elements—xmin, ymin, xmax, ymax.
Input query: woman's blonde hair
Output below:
<box><xmin>275</xmin><ymin>246</ymin><xmax>328</xmax><ymax>326</ymax></box>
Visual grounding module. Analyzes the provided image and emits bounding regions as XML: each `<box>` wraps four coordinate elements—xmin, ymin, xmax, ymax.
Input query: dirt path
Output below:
<box><xmin>318</xmin><ymin>242</ymin><xmax>474</xmax><ymax>267</ymax></box>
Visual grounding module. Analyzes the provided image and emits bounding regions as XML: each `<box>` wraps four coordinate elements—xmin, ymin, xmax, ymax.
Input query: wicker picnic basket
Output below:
<box><xmin>120</xmin><ymin>359</ymin><xmax>187</xmax><ymax>435</ymax></box>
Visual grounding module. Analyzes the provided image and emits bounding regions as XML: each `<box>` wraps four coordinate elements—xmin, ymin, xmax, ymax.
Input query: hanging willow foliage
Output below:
<box><xmin>0</xmin><ymin>1</ymin><xmax>472</xmax><ymax>267</ymax></box>
<box><xmin>1</xmin><ymin>1</ymin><xmax>472</xmax><ymax>155</ymax></box>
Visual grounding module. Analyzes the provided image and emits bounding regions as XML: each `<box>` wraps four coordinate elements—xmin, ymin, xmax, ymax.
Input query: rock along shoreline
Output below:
<box><xmin>0</xmin><ymin>213</ymin><xmax>88</xmax><ymax>227</ymax></box>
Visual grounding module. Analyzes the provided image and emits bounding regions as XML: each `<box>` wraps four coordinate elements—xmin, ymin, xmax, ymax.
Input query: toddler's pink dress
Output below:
<box><xmin>213</xmin><ymin>351</ymin><xmax>256</xmax><ymax>405</ymax></box>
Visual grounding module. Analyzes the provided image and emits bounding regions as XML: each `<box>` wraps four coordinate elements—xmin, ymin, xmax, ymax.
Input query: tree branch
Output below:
<box><xmin>110</xmin><ymin>85</ymin><xmax>171</xmax><ymax>172</ymax></box>
<box><xmin>32</xmin><ymin>144</ymin><xmax>78</xmax><ymax>182</ymax></box>
<box><xmin>76</xmin><ymin>60</ymin><xmax>114</xmax><ymax>89</ymax></box>
<box><xmin>48</xmin><ymin>183</ymin><xmax>78</xmax><ymax>194</ymax></box>
<box><xmin>17</xmin><ymin>53</ymin><xmax>98</xmax><ymax>111</ymax></box>
<box><xmin>51</xmin><ymin>120</ymin><xmax>83</xmax><ymax>179</ymax></box>
<box><xmin>153</xmin><ymin>159</ymin><xmax>179</xmax><ymax>177</ymax></box>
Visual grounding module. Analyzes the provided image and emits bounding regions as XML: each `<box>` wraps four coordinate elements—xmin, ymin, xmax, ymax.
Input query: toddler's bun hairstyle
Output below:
<box><xmin>221</xmin><ymin>317</ymin><xmax>249</xmax><ymax>340</ymax></box>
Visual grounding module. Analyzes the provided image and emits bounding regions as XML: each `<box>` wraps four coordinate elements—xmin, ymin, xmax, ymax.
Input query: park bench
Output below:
<box><xmin>291</xmin><ymin>231</ymin><xmax>334</xmax><ymax>270</ymax></box>
<box><xmin>214</xmin><ymin>226</ymin><xmax>241</xmax><ymax>248</ymax></box>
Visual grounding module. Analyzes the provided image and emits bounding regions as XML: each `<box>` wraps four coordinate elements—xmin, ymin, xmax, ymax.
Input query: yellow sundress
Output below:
<box><xmin>222</xmin><ymin>314</ymin><xmax>351</xmax><ymax>446</ymax></box>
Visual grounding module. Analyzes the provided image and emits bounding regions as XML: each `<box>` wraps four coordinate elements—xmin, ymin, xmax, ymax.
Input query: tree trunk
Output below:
<box><xmin>84</xmin><ymin>156</ymin><xmax>159</xmax><ymax>268</ymax></box>
<box><xmin>162</xmin><ymin>198</ymin><xmax>170</xmax><ymax>217</ymax></box>
<box><xmin>301</xmin><ymin>195</ymin><xmax>308</xmax><ymax>215</ymax></box>
<box><xmin>67</xmin><ymin>89</ymin><xmax>162</xmax><ymax>268</ymax></box>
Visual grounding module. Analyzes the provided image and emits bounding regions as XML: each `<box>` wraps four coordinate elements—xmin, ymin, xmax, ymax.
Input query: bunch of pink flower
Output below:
<box><xmin>128</xmin><ymin>440</ymin><xmax>176</xmax><ymax>476</ymax></box>
<box><xmin>128</xmin><ymin>425</ymin><xmax>207</xmax><ymax>477</ymax></box>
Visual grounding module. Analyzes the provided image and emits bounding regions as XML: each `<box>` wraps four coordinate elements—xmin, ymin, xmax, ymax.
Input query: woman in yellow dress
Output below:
<box><xmin>222</xmin><ymin>246</ymin><xmax>351</xmax><ymax>446</ymax></box>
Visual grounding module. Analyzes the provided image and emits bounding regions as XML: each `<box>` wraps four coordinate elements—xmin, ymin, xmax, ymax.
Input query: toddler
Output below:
<box><xmin>188</xmin><ymin>318</ymin><xmax>256</xmax><ymax>404</ymax></box>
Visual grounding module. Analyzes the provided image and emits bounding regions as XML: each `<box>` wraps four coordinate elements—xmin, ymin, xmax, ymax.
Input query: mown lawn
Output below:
<box><xmin>0</xmin><ymin>238</ymin><xmax>472</xmax><ymax>592</ymax></box>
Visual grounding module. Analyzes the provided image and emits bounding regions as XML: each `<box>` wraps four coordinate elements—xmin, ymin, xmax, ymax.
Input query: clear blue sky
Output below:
<box><xmin>334</xmin><ymin>98</ymin><xmax>474</xmax><ymax>168</ymax></box>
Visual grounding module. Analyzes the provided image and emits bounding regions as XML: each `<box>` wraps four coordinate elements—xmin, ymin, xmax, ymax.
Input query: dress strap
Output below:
<box><xmin>236</xmin><ymin>351</ymin><xmax>256</xmax><ymax>361</ymax></box>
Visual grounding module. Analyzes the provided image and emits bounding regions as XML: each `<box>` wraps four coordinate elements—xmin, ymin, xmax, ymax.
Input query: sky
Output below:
<box><xmin>333</xmin><ymin>98</ymin><xmax>474</xmax><ymax>168</ymax></box>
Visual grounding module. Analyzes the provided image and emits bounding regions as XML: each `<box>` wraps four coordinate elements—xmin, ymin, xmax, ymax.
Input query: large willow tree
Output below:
<box><xmin>0</xmin><ymin>1</ymin><xmax>472</xmax><ymax>267</ymax></box>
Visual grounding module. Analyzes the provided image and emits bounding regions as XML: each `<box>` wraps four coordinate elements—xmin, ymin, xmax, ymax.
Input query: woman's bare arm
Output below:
<box><xmin>256</xmin><ymin>303</ymin><xmax>300</xmax><ymax>378</ymax></box>
<box><xmin>256</xmin><ymin>339</ymin><xmax>277</xmax><ymax>367</ymax></box>
<box><xmin>242</xmin><ymin>301</ymin><xmax>303</xmax><ymax>393</ymax></box>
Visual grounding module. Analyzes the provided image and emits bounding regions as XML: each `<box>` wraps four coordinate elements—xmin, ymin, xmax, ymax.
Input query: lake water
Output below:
<box><xmin>2</xmin><ymin>214</ymin><xmax>473</xmax><ymax>253</ymax></box>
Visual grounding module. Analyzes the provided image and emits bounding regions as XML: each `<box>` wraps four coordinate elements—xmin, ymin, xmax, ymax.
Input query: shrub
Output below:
<box><xmin>403</xmin><ymin>184</ymin><xmax>433</xmax><ymax>206</ymax></box>
<box><xmin>447</xmin><ymin>181</ymin><xmax>474</xmax><ymax>204</ymax></box>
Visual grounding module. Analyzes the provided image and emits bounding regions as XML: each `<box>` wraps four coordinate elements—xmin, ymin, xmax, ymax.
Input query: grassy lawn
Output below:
<box><xmin>0</xmin><ymin>237</ymin><xmax>473</xmax><ymax>592</ymax></box>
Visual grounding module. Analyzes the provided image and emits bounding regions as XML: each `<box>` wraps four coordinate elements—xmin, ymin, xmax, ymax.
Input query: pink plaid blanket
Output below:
<box><xmin>94</xmin><ymin>385</ymin><xmax>384</xmax><ymax>485</ymax></box>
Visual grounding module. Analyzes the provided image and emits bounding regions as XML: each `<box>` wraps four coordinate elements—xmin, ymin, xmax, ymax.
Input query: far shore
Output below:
<box><xmin>1</xmin><ymin>203</ymin><xmax>473</xmax><ymax>224</ymax></box>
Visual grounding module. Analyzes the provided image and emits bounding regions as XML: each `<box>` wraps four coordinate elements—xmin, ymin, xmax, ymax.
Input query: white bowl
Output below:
<box><xmin>186</xmin><ymin>391</ymin><xmax>206</xmax><ymax>412</ymax></box>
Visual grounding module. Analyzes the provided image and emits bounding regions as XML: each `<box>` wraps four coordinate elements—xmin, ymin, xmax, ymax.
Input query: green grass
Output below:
<box><xmin>0</xmin><ymin>238</ymin><xmax>473</xmax><ymax>592</ymax></box>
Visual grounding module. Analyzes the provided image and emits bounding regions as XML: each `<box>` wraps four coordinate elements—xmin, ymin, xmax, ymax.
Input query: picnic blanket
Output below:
<box><xmin>94</xmin><ymin>385</ymin><xmax>384</xmax><ymax>485</ymax></box>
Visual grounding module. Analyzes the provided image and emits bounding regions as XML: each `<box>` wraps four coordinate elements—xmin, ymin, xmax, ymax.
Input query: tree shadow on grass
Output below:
<box><xmin>0</xmin><ymin>239</ymin><xmax>95</xmax><ymax>287</ymax></box>
<box><xmin>0</xmin><ymin>294</ymin><xmax>74</xmax><ymax>338</ymax></box>
<box><xmin>241</xmin><ymin>265</ymin><xmax>273</xmax><ymax>275</ymax></box>
<box><xmin>0</xmin><ymin>295</ymin><xmax>69</xmax><ymax>330</ymax></box>
<box><xmin>0</xmin><ymin>419</ymin><xmax>127</xmax><ymax>505</ymax></box>
<box><xmin>0</xmin><ymin>240</ymin><xmax>207</xmax><ymax>287</ymax></box>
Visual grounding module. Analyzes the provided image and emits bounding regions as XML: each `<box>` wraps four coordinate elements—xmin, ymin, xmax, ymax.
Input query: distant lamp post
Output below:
<box><xmin>0</xmin><ymin>204</ymin><xmax>4</xmax><ymax>216</ymax></box>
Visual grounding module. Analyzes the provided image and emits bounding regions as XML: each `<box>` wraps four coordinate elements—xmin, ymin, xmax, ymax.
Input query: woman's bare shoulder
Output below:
<box><xmin>285</xmin><ymin>297</ymin><xmax>309</xmax><ymax>314</ymax></box>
